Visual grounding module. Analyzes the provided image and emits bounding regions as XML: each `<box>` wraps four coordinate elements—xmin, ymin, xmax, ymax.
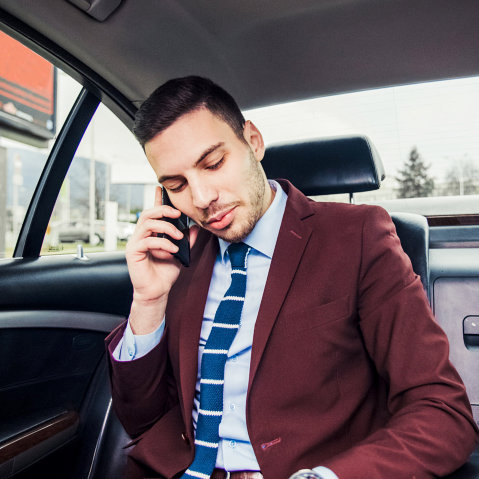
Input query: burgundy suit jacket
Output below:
<box><xmin>106</xmin><ymin>180</ymin><xmax>478</xmax><ymax>479</ymax></box>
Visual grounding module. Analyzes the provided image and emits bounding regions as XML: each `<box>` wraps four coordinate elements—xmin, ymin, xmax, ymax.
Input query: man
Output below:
<box><xmin>106</xmin><ymin>76</ymin><xmax>478</xmax><ymax>479</ymax></box>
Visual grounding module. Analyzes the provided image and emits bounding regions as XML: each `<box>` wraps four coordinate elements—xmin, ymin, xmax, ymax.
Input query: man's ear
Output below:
<box><xmin>243</xmin><ymin>120</ymin><xmax>265</xmax><ymax>161</ymax></box>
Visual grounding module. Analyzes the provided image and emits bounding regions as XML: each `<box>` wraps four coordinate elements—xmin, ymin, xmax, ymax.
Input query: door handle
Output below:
<box><xmin>463</xmin><ymin>316</ymin><xmax>479</xmax><ymax>350</ymax></box>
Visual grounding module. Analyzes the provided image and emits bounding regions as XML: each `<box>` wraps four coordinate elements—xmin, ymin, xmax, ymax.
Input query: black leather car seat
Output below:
<box><xmin>390</xmin><ymin>212</ymin><xmax>429</xmax><ymax>297</ymax></box>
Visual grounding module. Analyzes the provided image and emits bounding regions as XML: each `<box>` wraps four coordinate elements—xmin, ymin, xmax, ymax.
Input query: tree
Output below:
<box><xmin>395</xmin><ymin>147</ymin><xmax>435</xmax><ymax>198</ymax></box>
<box><xmin>441</xmin><ymin>157</ymin><xmax>479</xmax><ymax>196</ymax></box>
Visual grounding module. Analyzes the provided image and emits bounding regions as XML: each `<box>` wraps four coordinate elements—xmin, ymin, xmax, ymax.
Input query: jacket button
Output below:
<box><xmin>181</xmin><ymin>432</ymin><xmax>190</xmax><ymax>444</ymax></box>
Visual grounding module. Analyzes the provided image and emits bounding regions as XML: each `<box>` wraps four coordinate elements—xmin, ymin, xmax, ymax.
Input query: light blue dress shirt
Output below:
<box><xmin>113</xmin><ymin>180</ymin><xmax>338</xmax><ymax>479</ymax></box>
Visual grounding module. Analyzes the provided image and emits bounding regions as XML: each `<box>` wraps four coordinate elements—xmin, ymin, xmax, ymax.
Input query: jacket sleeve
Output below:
<box><xmin>322</xmin><ymin>206</ymin><xmax>478</xmax><ymax>478</ymax></box>
<box><xmin>105</xmin><ymin>321</ymin><xmax>178</xmax><ymax>438</ymax></box>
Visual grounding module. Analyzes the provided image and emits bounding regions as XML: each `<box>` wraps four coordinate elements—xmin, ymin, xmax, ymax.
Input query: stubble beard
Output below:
<box><xmin>202</xmin><ymin>151</ymin><xmax>267</xmax><ymax>243</ymax></box>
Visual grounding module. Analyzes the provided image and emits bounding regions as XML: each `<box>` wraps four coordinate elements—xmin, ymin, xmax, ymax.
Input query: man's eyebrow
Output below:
<box><xmin>194</xmin><ymin>142</ymin><xmax>224</xmax><ymax>167</ymax></box>
<box><xmin>158</xmin><ymin>142</ymin><xmax>224</xmax><ymax>184</ymax></box>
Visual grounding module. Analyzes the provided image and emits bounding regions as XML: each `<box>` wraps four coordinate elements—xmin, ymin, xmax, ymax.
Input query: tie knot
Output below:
<box><xmin>227</xmin><ymin>242</ymin><xmax>250</xmax><ymax>269</ymax></box>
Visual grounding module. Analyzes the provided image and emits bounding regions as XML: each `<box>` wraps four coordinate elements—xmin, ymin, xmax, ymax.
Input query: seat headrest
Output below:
<box><xmin>262</xmin><ymin>136</ymin><xmax>385</xmax><ymax>196</ymax></box>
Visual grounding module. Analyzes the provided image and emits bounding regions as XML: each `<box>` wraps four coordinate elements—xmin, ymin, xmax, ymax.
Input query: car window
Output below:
<box><xmin>245</xmin><ymin>76</ymin><xmax>479</xmax><ymax>221</ymax></box>
<box><xmin>0</xmin><ymin>30</ymin><xmax>81</xmax><ymax>258</ymax></box>
<box><xmin>4</xmin><ymin>29</ymin><xmax>478</xmax><ymax>261</ymax></box>
<box><xmin>40</xmin><ymin>102</ymin><xmax>154</xmax><ymax>255</ymax></box>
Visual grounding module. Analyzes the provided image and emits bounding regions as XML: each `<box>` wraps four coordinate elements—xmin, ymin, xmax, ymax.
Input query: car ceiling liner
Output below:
<box><xmin>66</xmin><ymin>0</ymin><xmax>123</xmax><ymax>21</ymax></box>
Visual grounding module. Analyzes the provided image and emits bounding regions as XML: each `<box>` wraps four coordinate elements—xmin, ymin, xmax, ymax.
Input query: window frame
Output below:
<box><xmin>0</xmin><ymin>8</ymin><xmax>137</xmax><ymax>258</ymax></box>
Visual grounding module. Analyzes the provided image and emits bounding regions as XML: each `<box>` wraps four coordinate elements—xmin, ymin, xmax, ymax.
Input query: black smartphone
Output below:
<box><xmin>160</xmin><ymin>188</ymin><xmax>190</xmax><ymax>267</ymax></box>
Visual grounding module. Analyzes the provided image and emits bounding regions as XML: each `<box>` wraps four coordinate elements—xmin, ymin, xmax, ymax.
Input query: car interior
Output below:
<box><xmin>262</xmin><ymin>136</ymin><xmax>430</xmax><ymax>297</ymax></box>
<box><xmin>0</xmin><ymin>1</ymin><xmax>478</xmax><ymax>478</ymax></box>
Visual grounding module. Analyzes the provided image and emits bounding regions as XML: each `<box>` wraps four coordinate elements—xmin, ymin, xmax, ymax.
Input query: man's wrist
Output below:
<box><xmin>113</xmin><ymin>317</ymin><xmax>166</xmax><ymax>361</ymax></box>
<box><xmin>129</xmin><ymin>294</ymin><xmax>168</xmax><ymax>335</ymax></box>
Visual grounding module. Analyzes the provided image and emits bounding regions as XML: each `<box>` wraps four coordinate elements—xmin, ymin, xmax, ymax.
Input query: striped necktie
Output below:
<box><xmin>182</xmin><ymin>242</ymin><xmax>251</xmax><ymax>479</ymax></box>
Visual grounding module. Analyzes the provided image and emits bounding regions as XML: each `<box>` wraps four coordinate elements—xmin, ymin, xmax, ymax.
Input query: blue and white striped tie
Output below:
<box><xmin>181</xmin><ymin>242</ymin><xmax>251</xmax><ymax>479</ymax></box>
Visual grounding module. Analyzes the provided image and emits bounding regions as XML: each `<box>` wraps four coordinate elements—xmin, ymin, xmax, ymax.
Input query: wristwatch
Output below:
<box><xmin>288</xmin><ymin>469</ymin><xmax>324</xmax><ymax>479</ymax></box>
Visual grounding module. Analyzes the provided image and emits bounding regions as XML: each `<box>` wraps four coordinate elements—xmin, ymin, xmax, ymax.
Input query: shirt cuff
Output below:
<box><xmin>112</xmin><ymin>318</ymin><xmax>165</xmax><ymax>361</ymax></box>
<box><xmin>313</xmin><ymin>466</ymin><xmax>339</xmax><ymax>479</ymax></box>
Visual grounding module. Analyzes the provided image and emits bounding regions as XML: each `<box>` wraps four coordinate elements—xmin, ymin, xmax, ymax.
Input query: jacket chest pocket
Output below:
<box><xmin>278</xmin><ymin>294</ymin><xmax>352</xmax><ymax>335</ymax></box>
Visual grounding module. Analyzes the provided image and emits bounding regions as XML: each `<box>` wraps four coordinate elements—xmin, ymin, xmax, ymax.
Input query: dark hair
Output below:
<box><xmin>133</xmin><ymin>76</ymin><xmax>246</xmax><ymax>148</ymax></box>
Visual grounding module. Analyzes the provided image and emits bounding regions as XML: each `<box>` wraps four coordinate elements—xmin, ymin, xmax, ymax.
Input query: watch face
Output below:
<box><xmin>290</xmin><ymin>470</ymin><xmax>322</xmax><ymax>479</ymax></box>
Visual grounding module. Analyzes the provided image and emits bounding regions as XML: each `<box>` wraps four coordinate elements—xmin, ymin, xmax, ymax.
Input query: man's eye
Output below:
<box><xmin>206</xmin><ymin>156</ymin><xmax>224</xmax><ymax>170</ymax></box>
<box><xmin>168</xmin><ymin>183</ymin><xmax>185</xmax><ymax>193</ymax></box>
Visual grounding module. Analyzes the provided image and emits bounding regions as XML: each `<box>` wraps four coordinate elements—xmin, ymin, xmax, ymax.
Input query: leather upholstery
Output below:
<box><xmin>390</xmin><ymin>212</ymin><xmax>430</xmax><ymax>297</ymax></box>
<box><xmin>262</xmin><ymin>136</ymin><xmax>385</xmax><ymax>195</ymax></box>
<box><xmin>89</xmin><ymin>410</ymin><xmax>130</xmax><ymax>479</ymax></box>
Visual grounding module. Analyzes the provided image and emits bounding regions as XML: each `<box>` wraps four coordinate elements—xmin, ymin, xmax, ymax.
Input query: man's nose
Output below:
<box><xmin>190</xmin><ymin>181</ymin><xmax>218</xmax><ymax>209</ymax></box>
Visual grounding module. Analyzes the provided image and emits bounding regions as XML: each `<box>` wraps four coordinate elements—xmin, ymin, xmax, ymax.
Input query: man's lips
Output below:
<box><xmin>205</xmin><ymin>206</ymin><xmax>236</xmax><ymax>230</ymax></box>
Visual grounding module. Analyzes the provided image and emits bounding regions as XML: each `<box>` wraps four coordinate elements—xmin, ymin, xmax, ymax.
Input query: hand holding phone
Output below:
<box><xmin>125</xmin><ymin>186</ymin><xmax>198</xmax><ymax>334</ymax></box>
<box><xmin>160</xmin><ymin>187</ymin><xmax>190</xmax><ymax>267</ymax></box>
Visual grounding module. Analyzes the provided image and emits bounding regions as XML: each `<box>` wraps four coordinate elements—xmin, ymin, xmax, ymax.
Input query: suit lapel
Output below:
<box><xmin>248</xmin><ymin>182</ymin><xmax>314</xmax><ymax>389</ymax></box>
<box><xmin>176</xmin><ymin>232</ymin><xmax>218</xmax><ymax>436</ymax></box>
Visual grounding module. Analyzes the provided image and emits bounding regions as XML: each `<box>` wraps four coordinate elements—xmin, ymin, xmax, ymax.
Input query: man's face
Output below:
<box><xmin>145</xmin><ymin>108</ymin><xmax>272</xmax><ymax>242</ymax></box>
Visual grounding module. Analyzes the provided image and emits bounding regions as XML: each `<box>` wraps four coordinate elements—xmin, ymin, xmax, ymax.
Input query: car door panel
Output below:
<box><xmin>0</xmin><ymin>253</ymin><xmax>130</xmax><ymax>478</ymax></box>
<box><xmin>431</xmin><ymin>249</ymin><xmax>479</xmax><ymax>427</ymax></box>
<box><xmin>0</xmin><ymin>410</ymin><xmax>79</xmax><ymax>479</ymax></box>
<box><xmin>0</xmin><ymin>253</ymin><xmax>132</xmax><ymax>314</ymax></box>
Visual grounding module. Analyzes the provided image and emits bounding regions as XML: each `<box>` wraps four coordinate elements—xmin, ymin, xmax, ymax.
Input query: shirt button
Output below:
<box><xmin>128</xmin><ymin>348</ymin><xmax>134</xmax><ymax>357</ymax></box>
<box><xmin>229</xmin><ymin>440</ymin><xmax>236</xmax><ymax>448</ymax></box>
<box><xmin>229</xmin><ymin>403</ymin><xmax>236</xmax><ymax>411</ymax></box>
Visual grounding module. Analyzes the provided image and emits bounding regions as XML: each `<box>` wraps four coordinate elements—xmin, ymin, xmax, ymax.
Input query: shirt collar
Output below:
<box><xmin>218</xmin><ymin>180</ymin><xmax>288</xmax><ymax>261</ymax></box>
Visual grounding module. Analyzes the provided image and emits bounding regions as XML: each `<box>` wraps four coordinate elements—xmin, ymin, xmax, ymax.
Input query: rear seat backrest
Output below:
<box><xmin>390</xmin><ymin>212</ymin><xmax>430</xmax><ymax>298</ymax></box>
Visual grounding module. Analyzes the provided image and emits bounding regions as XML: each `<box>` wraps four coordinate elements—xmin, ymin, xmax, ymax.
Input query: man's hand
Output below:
<box><xmin>125</xmin><ymin>186</ymin><xmax>199</xmax><ymax>335</ymax></box>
